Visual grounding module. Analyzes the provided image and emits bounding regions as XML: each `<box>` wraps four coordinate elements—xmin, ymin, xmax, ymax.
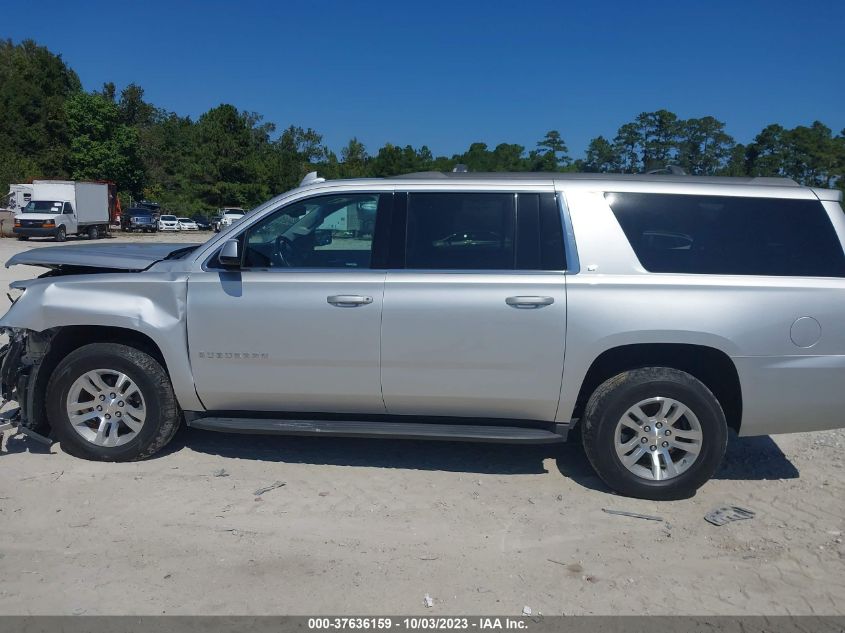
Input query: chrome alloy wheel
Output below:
<box><xmin>65</xmin><ymin>369</ymin><xmax>147</xmax><ymax>447</ymax></box>
<box><xmin>614</xmin><ymin>397</ymin><xmax>703</xmax><ymax>481</ymax></box>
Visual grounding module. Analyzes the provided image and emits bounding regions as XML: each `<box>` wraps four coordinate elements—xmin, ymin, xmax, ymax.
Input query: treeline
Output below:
<box><xmin>1</xmin><ymin>39</ymin><xmax>843</xmax><ymax>215</ymax></box>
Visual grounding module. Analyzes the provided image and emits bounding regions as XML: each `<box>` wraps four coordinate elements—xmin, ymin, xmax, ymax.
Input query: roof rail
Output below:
<box><xmin>299</xmin><ymin>171</ymin><xmax>326</xmax><ymax>187</ymax></box>
<box><xmin>391</xmin><ymin>171</ymin><xmax>801</xmax><ymax>186</ymax></box>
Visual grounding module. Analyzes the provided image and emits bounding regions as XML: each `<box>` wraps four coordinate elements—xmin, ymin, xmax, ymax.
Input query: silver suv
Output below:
<box><xmin>2</xmin><ymin>171</ymin><xmax>844</xmax><ymax>500</ymax></box>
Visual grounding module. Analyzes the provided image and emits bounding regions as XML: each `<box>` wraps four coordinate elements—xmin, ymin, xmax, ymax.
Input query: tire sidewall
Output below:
<box><xmin>47</xmin><ymin>347</ymin><xmax>168</xmax><ymax>461</ymax></box>
<box><xmin>586</xmin><ymin>371</ymin><xmax>727</xmax><ymax>499</ymax></box>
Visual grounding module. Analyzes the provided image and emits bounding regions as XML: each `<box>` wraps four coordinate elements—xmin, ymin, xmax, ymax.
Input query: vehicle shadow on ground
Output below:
<box><xmin>162</xmin><ymin>427</ymin><xmax>799</xmax><ymax>491</ymax></box>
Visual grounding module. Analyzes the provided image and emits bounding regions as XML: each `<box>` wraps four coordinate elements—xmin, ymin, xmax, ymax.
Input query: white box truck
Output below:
<box><xmin>4</xmin><ymin>184</ymin><xmax>33</xmax><ymax>214</ymax></box>
<box><xmin>13</xmin><ymin>180</ymin><xmax>111</xmax><ymax>241</ymax></box>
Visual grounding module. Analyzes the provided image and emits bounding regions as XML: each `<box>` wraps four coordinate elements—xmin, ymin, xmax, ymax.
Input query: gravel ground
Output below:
<box><xmin>0</xmin><ymin>231</ymin><xmax>843</xmax><ymax>616</ymax></box>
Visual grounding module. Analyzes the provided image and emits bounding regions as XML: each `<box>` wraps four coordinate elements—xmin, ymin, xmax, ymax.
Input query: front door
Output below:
<box><xmin>187</xmin><ymin>192</ymin><xmax>389</xmax><ymax>413</ymax></box>
<box><xmin>380</xmin><ymin>190</ymin><xmax>568</xmax><ymax>421</ymax></box>
<box><xmin>62</xmin><ymin>201</ymin><xmax>78</xmax><ymax>234</ymax></box>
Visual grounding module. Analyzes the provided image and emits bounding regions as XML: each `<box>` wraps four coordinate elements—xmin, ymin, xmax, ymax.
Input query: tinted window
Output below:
<box><xmin>242</xmin><ymin>193</ymin><xmax>380</xmax><ymax>269</ymax></box>
<box><xmin>606</xmin><ymin>192</ymin><xmax>845</xmax><ymax>277</ymax></box>
<box><xmin>406</xmin><ymin>193</ymin><xmax>515</xmax><ymax>269</ymax></box>
<box><xmin>515</xmin><ymin>193</ymin><xmax>566</xmax><ymax>270</ymax></box>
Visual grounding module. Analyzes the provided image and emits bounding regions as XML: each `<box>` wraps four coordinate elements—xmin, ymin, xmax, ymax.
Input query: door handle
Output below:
<box><xmin>505</xmin><ymin>296</ymin><xmax>554</xmax><ymax>308</ymax></box>
<box><xmin>327</xmin><ymin>295</ymin><xmax>373</xmax><ymax>307</ymax></box>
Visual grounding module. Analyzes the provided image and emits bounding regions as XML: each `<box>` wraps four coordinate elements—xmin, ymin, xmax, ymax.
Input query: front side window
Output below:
<box><xmin>607</xmin><ymin>192</ymin><xmax>845</xmax><ymax>277</ymax></box>
<box><xmin>63</xmin><ymin>202</ymin><xmax>74</xmax><ymax>215</ymax></box>
<box><xmin>406</xmin><ymin>193</ymin><xmax>515</xmax><ymax>269</ymax></box>
<box><xmin>243</xmin><ymin>193</ymin><xmax>380</xmax><ymax>269</ymax></box>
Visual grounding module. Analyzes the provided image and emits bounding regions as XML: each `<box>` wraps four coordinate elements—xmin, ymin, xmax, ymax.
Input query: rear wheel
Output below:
<box><xmin>46</xmin><ymin>343</ymin><xmax>180</xmax><ymax>461</ymax></box>
<box><xmin>581</xmin><ymin>367</ymin><xmax>727</xmax><ymax>500</ymax></box>
<box><xmin>87</xmin><ymin>226</ymin><xmax>98</xmax><ymax>240</ymax></box>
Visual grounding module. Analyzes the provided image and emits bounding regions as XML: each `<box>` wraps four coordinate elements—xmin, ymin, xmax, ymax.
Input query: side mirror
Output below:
<box><xmin>218</xmin><ymin>239</ymin><xmax>241</xmax><ymax>268</ymax></box>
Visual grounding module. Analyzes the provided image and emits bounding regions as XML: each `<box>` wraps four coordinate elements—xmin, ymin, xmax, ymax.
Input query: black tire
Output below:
<box><xmin>46</xmin><ymin>343</ymin><xmax>180</xmax><ymax>461</ymax></box>
<box><xmin>55</xmin><ymin>226</ymin><xmax>66</xmax><ymax>242</ymax></box>
<box><xmin>17</xmin><ymin>235</ymin><xmax>29</xmax><ymax>241</ymax></box>
<box><xmin>87</xmin><ymin>226</ymin><xmax>98</xmax><ymax>240</ymax></box>
<box><xmin>581</xmin><ymin>367</ymin><xmax>727</xmax><ymax>500</ymax></box>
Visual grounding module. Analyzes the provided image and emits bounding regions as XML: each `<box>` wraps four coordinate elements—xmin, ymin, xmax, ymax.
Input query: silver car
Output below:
<box><xmin>2</xmin><ymin>171</ymin><xmax>844</xmax><ymax>499</ymax></box>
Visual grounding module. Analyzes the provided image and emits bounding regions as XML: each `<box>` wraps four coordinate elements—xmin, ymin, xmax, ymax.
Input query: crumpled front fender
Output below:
<box><xmin>0</xmin><ymin>272</ymin><xmax>203</xmax><ymax>412</ymax></box>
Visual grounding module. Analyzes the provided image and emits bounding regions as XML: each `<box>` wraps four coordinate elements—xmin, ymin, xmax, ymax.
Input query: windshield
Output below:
<box><xmin>177</xmin><ymin>218</ymin><xmax>191</xmax><ymax>222</ymax></box>
<box><xmin>224</xmin><ymin>211</ymin><xmax>244</xmax><ymax>217</ymax></box>
<box><xmin>23</xmin><ymin>201</ymin><xmax>63</xmax><ymax>213</ymax></box>
<box><xmin>160</xmin><ymin>215</ymin><xmax>177</xmax><ymax>221</ymax></box>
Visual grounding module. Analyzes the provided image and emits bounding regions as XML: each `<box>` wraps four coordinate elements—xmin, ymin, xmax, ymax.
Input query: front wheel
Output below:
<box><xmin>46</xmin><ymin>343</ymin><xmax>181</xmax><ymax>461</ymax></box>
<box><xmin>581</xmin><ymin>367</ymin><xmax>727</xmax><ymax>500</ymax></box>
<box><xmin>55</xmin><ymin>226</ymin><xmax>66</xmax><ymax>242</ymax></box>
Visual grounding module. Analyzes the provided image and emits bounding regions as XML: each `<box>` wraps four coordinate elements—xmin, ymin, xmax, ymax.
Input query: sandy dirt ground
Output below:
<box><xmin>0</xmin><ymin>231</ymin><xmax>843</xmax><ymax>616</ymax></box>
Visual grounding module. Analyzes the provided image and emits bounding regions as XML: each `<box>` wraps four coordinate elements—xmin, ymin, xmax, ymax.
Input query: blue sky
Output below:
<box><xmin>5</xmin><ymin>0</ymin><xmax>844</xmax><ymax>158</ymax></box>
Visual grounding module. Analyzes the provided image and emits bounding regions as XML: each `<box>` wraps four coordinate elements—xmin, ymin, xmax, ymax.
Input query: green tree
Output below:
<box><xmin>636</xmin><ymin>109</ymin><xmax>680</xmax><ymax>170</ymax></box>
<box><xmin>118</xmin><ymin>83</ymin><xmax>157</xmax><ymax>128</ymax></box>
<box><xmin>338</xmin><ymin>137</ymin><xmax>369</xmax><ymax>177</ymax></box>
<box><xmin>370</xmin><ymin>143</ymin><xmax>434</xmax><ymax>176</ymax></box>
<box><xmin>0</xmin><ymin>39</ymin><xmax>81</xmax><ymax>190</ymax></box>
<box><xmin>745</xmin><ymin>124</ymin><xmax>788</xmax><ymax>177</ymax></box>
<box><xmin>189</xmin><ymin>104</ymin><xmax>273</xmax><ymax>208</ymax></box>
<box><xmin>613</xmin><ymin>122</ymin><xmax>642</xmax><ymax>173</ymax></box>
<box><xmin>677</xmin><ymin>116</ymin><xmax>735</xmax><ymax>175</ymax></box>
<box><xmin>536</xmin><ymin>130</ymin><xmax>570</xmax><ymax>168</ymax></box>
<box><xmin>64</xmin><ymin>92</ymin><xmax>145</xmax><ymax>196</ymax></box>
<box><xmin>582</xmin><ymin>135</ymin><xmax>619</xmax><ymax>172</ymax></box>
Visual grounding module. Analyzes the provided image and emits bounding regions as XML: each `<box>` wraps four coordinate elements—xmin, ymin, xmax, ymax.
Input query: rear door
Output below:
<box><xmin>380</xmin><ymin>189</ymin><xmax>568</xmax><ymax>421</ymax></box>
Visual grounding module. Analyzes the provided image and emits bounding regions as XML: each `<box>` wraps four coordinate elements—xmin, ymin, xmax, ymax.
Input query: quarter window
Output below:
<box><xmin>606</xmin><ymin>192</ymin><xmax>845</xmax><ymax>277</ymax></box>
<box><xmin>405</xmin><ymin>193</ymin><xmax>515</xmax><ymax>270</ymax></box>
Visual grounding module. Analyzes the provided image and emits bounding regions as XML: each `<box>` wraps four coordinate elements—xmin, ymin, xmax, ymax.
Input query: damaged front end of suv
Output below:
<box><xmin>0</xmin><ymin>241</ymin><xmax>202</xmax><ymax>446</ymax></box>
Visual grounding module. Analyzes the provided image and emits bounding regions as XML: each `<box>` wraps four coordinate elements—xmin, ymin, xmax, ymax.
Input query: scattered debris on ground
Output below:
<box><xmin>212</xmin><ymin>468</ymin><xmax>229</xmax><ymax>477</ymax></box>
<box><xmin>704</xmin><ymin>505</ymin><xmax>755</xmax><ymax>526</ymax></box>
<box><xmin>522</xmin><ymin>606</ymin><xmax>532</xmax><ymax>616</ymax></box>
<box><xmin>602</xmin><ymin>508</ymin><xmax>663</xmax><ymax>521</ymax></box>
<box><xmin>423</xmin><ymin>594</ymin><xmax>433</xmax><ymax>608</ymax></box>
<box><xmin>253</xmin><ymin>481</ymin><xmax>286</xmax><ymax>496</ymax></box>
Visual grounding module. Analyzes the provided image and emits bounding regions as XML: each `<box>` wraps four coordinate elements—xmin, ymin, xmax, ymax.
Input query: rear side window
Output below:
<box><xmin>606</xmin><ymin>192</ymin><xmax>845</xmax><ymax>277</ymax></box>
<box><xmin>406</xmin><ymin>193</ymin><xmax>515</xmax><ymax>269</ymax></box>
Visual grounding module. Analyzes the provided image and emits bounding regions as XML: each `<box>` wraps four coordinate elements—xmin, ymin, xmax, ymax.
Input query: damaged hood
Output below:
<box><xmin>5</xmin><ymin>242</ymin><xmax>201</xmax><ymax>271</ymax></box>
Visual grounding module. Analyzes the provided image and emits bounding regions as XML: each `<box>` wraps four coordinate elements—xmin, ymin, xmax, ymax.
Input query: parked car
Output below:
<box><xmin>214</xmin><ymin>208</ymin><xmax>245</xmax><ymax>232</ymax></box>
<box><xmin>176</xmin><ymin>218</ymin><xmax>199</xmax><ymax>231</ymax></box>
<box><xmin>2</xmin><ymin>171</ymin><xmax>845</xmax><ymax>500</ymax></box>
<box><xmin>121</xmin><ymin>207</ymin><xmax>157</xmax><ymax>233</ymax></box>
<box><xmin>158</xmin><ymin>215</ymin><xmax>180</xmax><ymax>231</ymax></box>
<box><xmin>191</xmin><ymin>216</ymin><xmax>212</xmax><ymax>231</ymax></box>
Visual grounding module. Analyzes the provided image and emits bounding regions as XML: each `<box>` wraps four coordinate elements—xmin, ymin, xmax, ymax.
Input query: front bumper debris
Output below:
<box><xmin>0</xmin><ymin>329</ymin><xmax>54</xmax><ymax>445</ymax></box>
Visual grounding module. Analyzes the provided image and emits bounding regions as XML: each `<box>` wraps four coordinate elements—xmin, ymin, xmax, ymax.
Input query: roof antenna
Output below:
<box><xmin>299</xmin><ymin>171</ymin><xmax>326</xmax><ymax>187</ymax></box>
<box><xmin>452</xmin><ymin>164</ymin><xmax>469</xmax><ymax>173</ymax></box>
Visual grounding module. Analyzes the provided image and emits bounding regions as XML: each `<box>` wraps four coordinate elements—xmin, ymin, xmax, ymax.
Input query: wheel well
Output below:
<box><xmin>30</xmin><ymin>326</ymin><xmax>168</xmax><ymax>435</ymax></box>
<box><xmin>573</xmin><ymin>344</ymin><xmax>742</xmax><ymax>433</ymax></box>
